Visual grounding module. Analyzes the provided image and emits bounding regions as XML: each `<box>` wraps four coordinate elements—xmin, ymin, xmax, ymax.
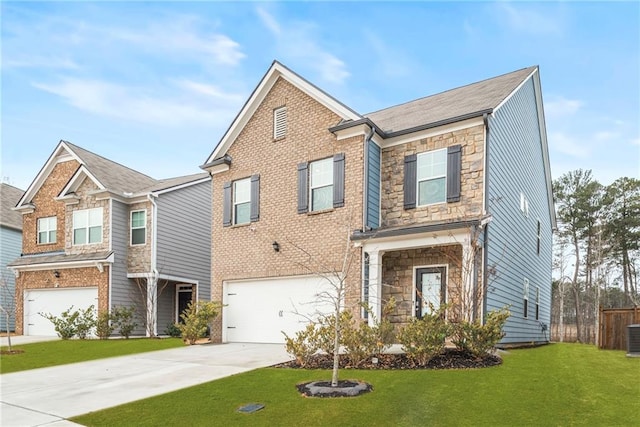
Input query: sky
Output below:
<box><xmin>2</xmin><ymin>1</ymin><xmax>639</xmax><ymax>192</ymax></box>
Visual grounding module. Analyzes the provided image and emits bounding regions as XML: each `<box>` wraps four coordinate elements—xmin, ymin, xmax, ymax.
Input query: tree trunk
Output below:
<box><xmin>559</xmin><ymin>282</ymin><xmax>565</xmax><ymax>342</ymax></box>
<box><xmin>331</xmin><ymin>312</ymin><xmax>340</xmax><ymax>387</ymax></box>
<box><xmin>572</xmin><ymin>236</ymin><xmax>582</xmax><ymax>343</ymax></box>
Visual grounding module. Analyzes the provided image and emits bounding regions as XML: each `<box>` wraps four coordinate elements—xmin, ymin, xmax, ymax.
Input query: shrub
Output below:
<box><xmin>112</xmin><ymin>306</ymin><xmax>137</xmax><ymax>339</ymax></box>
<box><xmin>96</xmin><ymin>310</ymin><xmax>114</xmax><ymax>340</ymax></box>
<box><xmin>178</xmin><ymin>301</ymin><xmax>221</xmax><ymax>345</ymax></box>
<box><xmin>164</xmin><ymin>322</ymin><xmax>182</xmax><ymax>338</ymax></box>
<box><xmin>40</xmin><ymin>306</ymin><xmax>79</xmax><ymax>339</ymax></box>
<box><xmin>452</xmin><ymin>307</ymin><xmax>510</xmax><ymax>357</ymax></box>
<box><xmin>74</xmin><ymin>305</ymin><xmax>96</xmax><ymax>339</ymax></box>
<box><xmin>342</xmin><ymin>314</ymin><xmax>377</xmax><ymax>368</ymax></box>
<box><xmin>398</xmin><ymin>307</ymin><xmax>449</xmax><ymax>367</ymax></box>
<box><xmin>283</xmin><ymin>323</ymin><xmax>320</xmax><ymax>367</ymax></box>
<box><xmin>315</xmin><ymin>311</ymin><xmax>352</xmax><ymax>356</ymax></box>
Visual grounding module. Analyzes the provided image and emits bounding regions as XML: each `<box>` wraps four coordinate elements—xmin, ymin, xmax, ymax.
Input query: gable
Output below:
<box><xmin>202</xmin><ymin>61</ymin><xmax>361</xmax><ymax>168</ymax></box>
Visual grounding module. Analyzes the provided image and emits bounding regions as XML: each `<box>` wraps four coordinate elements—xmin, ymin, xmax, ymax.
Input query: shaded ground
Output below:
<box><xmin>276</xmin><ymin>349</ymin><xmax>502</xmax><ymax>370</ymax></box>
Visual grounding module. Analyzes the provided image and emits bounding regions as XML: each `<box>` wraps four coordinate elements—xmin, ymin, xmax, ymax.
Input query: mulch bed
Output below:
<box><xmin>0</xmin><ymin>349</ymin><xmax>25</xmax><ymax>355</ymax></box>
<box><xmin>276</xmin><ymin>349</ymin><xmax>501</xmax><ymax>370</ymax></box>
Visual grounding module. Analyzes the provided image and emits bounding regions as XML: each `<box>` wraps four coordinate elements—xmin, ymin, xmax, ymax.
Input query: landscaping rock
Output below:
<box><xmin>297</xmin><ymin>380</ymin><xmax>372</xmax><ymax>397</ymax></box>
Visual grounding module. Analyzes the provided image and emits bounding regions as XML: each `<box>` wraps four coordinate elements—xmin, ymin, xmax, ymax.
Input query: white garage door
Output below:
<box><xmin>224</xmin><ymin>276</ymin><xmax>335</xmax><ymax>343</ymax></box>
<box><xmin>24</xmin><ymin>288</ymin><xmax>99</xmax><ymax>336</ymax></box>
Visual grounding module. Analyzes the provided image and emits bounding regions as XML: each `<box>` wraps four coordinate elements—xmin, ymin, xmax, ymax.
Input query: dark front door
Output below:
<box><xmin>177</xmin><ymin>287</ymin><xmax>193</xmax><ymax>323</ymax></box>
<box><xmin>415</xmin><ymin>267</ymin><xmax>446</xmax><ymax>318</ymax></box>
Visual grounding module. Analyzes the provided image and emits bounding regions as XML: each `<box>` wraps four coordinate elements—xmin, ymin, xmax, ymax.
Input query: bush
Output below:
<box><xmin>398</xmin><ymin>307</ymin><xmax>450</xmax><ymax>366</ymax></box>
<box><xmin>164</xmin><ymin>322</ymin><xmax>182</xmax><ymax>338</ymax></box>
<box><xmin>452</xmin><ymin>307</ymin><xmax>510</xmax><ymax>357</ymax></box>
<box><xmin>40</xmin><ymin>306</ymin><xmax>79</xmax><ymax>339</ymax></box>
<box><xmin>112</xmin><ymin>306</ymin><xmax>137</xmax><ymax>339</ymax></box>
<box><xmin>315</xmin><ymin>311</ymin><xmax>352</xmax><ymax>356</ymax></box>
<box><xmin>96</xmin><ymin>310</ymin><xmax>114</xmax><ymax>340</ymax></box>
<box><xmin>178</xmin><ymin>301</ymin><xmax>221</xmax><ymax>345</ymax></box>
<box><xmin>341</xmin><ymin>313</ymin><xmax>377</xmax><ymax>368</ymax></box>
<box><xmin>75</xmin><ymin>305</ymin><xmax>96</xmax><ymax>339</ymax></box>
<box><xmin>283</xmin><ymin>323</ymin><xmax>320</xmax><ymax>367</ymax></box>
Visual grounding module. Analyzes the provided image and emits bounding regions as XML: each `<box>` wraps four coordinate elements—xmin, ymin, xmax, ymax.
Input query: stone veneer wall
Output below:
<box><xmin>127</xmin><ymin>201</ymin><xmax>152</xmax><ymax>273</ymax></box>
<box><xmin>380</xmin><ymin>124</ymin><xmax>485</xmax><ymax>227</ymax></box>
<box><xmin>66</xmin><ymin>178</ymin><xmax>110</xmax><ymax>254</ymax></box>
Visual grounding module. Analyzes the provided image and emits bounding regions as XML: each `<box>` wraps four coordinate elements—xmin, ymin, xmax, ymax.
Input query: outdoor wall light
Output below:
<box><xmin>53</xmin><ymin>270</ymin><xmax>61</xmax><ymax>278</ymax></box>
<box><xmin>272</xmin><ymin>241</ymin><xmax>280</xmax><ymax>252</ymax></box>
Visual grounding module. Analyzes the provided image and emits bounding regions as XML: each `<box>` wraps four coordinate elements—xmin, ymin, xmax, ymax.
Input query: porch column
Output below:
<box><xmin>461</xmin><ymin>242</ymin><xmax>474</xmax><ymax>323</ymax></box>
<box><xmin>146</xmin><ymin>275</ymin><xmax>158</xmax><ymax>337</ymax></box>
<box><xmin>368</xmin><ymin>250</ymin><xmax>384</xmax><ymax>327</ymax></box>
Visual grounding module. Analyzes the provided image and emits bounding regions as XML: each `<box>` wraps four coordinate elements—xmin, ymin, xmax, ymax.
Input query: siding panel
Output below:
<box><xmin>0</xmin><ymin>227</ymin><xmax>21</xmax><ymax>331</ymax></box>
<box><xmin>486</xmin><ymin>77</ymin><xmax>553</xmax><ymax>344</ymax></box>
<box><xmin>366</xmin><ymin>140</ymin><xmax>381</xmax><ymax>229</ymax></box>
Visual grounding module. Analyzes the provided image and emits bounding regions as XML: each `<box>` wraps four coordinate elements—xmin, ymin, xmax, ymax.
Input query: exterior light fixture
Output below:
<box><xmin>53</xmin><ymin>270</ymin><xmax>61</xmax><ymax>278</ymax></box>
<box><xmin>272</xmin><ymin>241</ymin><xmax>280</xmax><ymax>252</ymax></box>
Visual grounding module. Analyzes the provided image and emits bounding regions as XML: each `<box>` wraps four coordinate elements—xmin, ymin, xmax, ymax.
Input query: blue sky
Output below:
<box><xmin>2</xmin><ymin>1</ymin><xmax>639</xmax><ymax>191</ymax></box>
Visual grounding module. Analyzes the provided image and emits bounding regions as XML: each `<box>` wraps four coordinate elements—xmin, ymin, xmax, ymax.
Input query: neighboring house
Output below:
<box><xmin>9</xmin><ymin>141</ymin><xmax>211</xmax><ymax>337</ymax></box>
<box><xmin>0</xmin><ymin>183</ymin><xmax>25</xmax><ymax>332</ymax></box>
<box><xmin>201</xmin><ymin>61</ymin><xmax>555</xmax><ymax>346</ymax></box>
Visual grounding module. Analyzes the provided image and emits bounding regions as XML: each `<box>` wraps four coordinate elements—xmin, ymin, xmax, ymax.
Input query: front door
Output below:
<box><xmin>176</xmin><ymin>286</ymin><xmax>193</xmax><ymax>323</ymax></box>
<box><xmin>415</xmin><ymin>267</ymin><xmax>446</xmax><ymax>318</ymax></box>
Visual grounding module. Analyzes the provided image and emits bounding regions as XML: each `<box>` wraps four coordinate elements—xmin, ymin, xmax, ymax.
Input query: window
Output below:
<box><xmin>73</xmin><ymin>208</ymin><xmax>103</xmax><ymax>245</ymax></box>
<box><xmin>537</xmin><ymin>220</ymin><xmax>542</xmax><ymax>255</ymax></box>
<box><xmin>37</xmin><ymin>216</ymin><xmax>57</xmax><ymax>244</ymax></box>
<box><xmin>535</xmin><ymin>286</ymin><xmax>540</xmax><ymax>320</ymax></box>
<box><xmin>310</xmin><ymin>157</ymin><xmax>334</xmax><ymax>211</ymax></box>
<box><xmin>520</xmin><ymin>192</ymin><xmax>529</xmax><ymax>217</ymax></box>
<box><xmin>222</xmin><ymin>175</ymin><xmax>260</xmax><ymax>227</ymax></box>
<box><xmin>403</xmin><ymin>145</ymin><xmax>461</xmax><ymax>209</ymax></box>
<box><xmin>233</xmin><ymin>178</ymin><xmax>251</xmax><ymax>225</ymax></box>
<box><xmin>274</xmin><ymin>106</ymin><xmax>287</xmax><ymax>139</ymax></box>
<box><xmin>297</xmin><ymin>154</ymin><xmax>345</xmax><ymax>214</ymax></box>
<box><xmin>523</xmin><ymin>278</ymin><xmax>529</xmax><ymax>318</ymax></box>
<box><xmin>417</xmin><ymin>149</ymin><xmax>447</xmax><ymax>205</ymax></box>
<box><xmin>131</xmin><ymin>210</ymin><xmax>146</xmax><ymax>245</ymax></box>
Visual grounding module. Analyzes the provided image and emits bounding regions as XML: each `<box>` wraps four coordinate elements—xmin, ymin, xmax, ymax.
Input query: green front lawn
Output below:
<box><xmin>73</xmin><ymin>344</ymin><xmax>640</xmax><ymax>426</ymax></box>
<box><xmin>0</xmin><ymin>338</ymin><xmax>184</xmax><ymax>373</ymax></box>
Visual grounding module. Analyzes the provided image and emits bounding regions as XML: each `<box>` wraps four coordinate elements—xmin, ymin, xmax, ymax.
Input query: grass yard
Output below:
<box><xmin>72</xmin><ymin>343</ymin><xmax>640</xmax><ymax>427</ymax></box>
<box><xmin>0</xmin><ymin>338</ymin><xmax>184</xmax><ymax>373</ymax></box>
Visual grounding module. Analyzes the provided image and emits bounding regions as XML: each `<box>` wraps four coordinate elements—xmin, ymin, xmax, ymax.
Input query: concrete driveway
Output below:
<box><xmin>1</xmin><ymin>342</ymin><xmax>290</xmax><ymax>427</ymax></box>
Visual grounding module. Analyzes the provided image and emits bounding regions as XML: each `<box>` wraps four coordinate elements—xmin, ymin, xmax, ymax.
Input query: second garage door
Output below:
<box><xmin>24</xmin><ymin>287</ymin><xmax>99</xmax><ymax>336</ymax></box>
<box><xmin>223</xmin><ymin>275</ymin><xmax>335</xmax><ymax>343</ymax></box>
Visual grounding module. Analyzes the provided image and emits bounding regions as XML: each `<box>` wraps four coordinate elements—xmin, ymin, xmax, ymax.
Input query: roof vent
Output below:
<box><xmin>274</xmin><ymin>106</ymin><xmax>287</xmax><ymax>139</ymax></box>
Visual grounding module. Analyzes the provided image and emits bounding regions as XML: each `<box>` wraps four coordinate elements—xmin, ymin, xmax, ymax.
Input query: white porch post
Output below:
<box><xmin>368</xmin><ymin>250</ymin><xmax>384</xmax><ymax>327</ymax></box>
<box><xmin>146</xmin><ymin>275</ymin><xmax>158</xmax><ymax>337</ymax></box>
<box><xmin>461</xmin><ymin>241</ymin><xmax>474</xmax><ymax>322</ymax></box>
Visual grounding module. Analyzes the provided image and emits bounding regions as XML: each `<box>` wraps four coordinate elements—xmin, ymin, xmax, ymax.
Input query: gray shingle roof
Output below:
<box><xmin>1</xmin><ymin>183</ymin><xmax>25</xmax><ymax>230</ymax></box>
<box><xmin>64</xmin><ymin>141</ymin><xmax>157</xmax><ymax>194</ymax></box>
<box><xmin>142</xmin><ymin>172</ymin><xmax>210</xmax><ymax>193</ymax></box>
<box><xmin>364</xmin><ymin>66</ymin><xmax>537</xmax><ymax>135</ymax></box>
<box><xmin>8</xmin><ymin>250</ymin><xmax>114</xmax><ymax>267</ymax></box>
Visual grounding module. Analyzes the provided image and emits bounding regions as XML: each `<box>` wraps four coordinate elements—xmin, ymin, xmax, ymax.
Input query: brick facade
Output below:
<box><xmin>381</xmin><ymin>124</ymin><xmax>485</xmax><ymax>227</ymax></box>
<box><xmin>210</xmin><ymin>77</ymin><xmax>364</xmax><ymax>341</ymax></box>
<box><xmin>14</xmin><ymin>266</ymin><xmax>109</xmax><ymax>334</ymax></box>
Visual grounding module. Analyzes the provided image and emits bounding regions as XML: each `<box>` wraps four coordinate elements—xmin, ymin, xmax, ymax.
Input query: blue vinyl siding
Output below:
<box><xmin>155</xmin><ymin>181</ymin><xmax>211</xmax><ymax>302</ymax></box>
<box><xmin>0</xmin><ymin>226</ymin><xmax>21</xmax><ymax>331</ymax></box>
<box><xmin>486</xmin><ymin>76</ymin><xmax>553</xmax><ymax>345</ymax></box>
<box><xmin>366</xmin><ymin>140</ymin><xmax>381</xmax><ymax>229</ymax></box>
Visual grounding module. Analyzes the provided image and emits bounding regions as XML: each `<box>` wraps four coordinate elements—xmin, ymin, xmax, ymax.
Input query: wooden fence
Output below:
<box><xmin>598</xmin><ymin>307</ymin><xmax>640</xmax><ymax>350</ymax></box>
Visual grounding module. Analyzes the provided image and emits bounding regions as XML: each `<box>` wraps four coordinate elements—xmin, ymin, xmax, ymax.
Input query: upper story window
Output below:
<box><xmin>536</xmin><ymin>219</ymin><xmax>542</xmax><ymax>255</ymax></box>
<box><xmin>297</xmin><ymin>154</ymin><xmax>345</xmax><ymax>214</ymax></box>
<box><xmin>233</xmin><ymin>178</ymin><xmax>251</xmax><ymax>225</ymax></box>
<box><xmin>523</xmin><ymin>278</ymin><xmax>529</xmax><ymax>318</ymax></box>
<box><xmin>417</xmin><ymin>149</ymin><xmax>447</xmax><ymax>206</ymax></box>
<box><xmin>222</xmin><ymin>175</ymin><xmax>260</xmax><ymax>227</ymax></box>
<box><xmin>131</xmin><ymin>210</ymin><xmax>146</xmax><ymax>245</ymax></box>
<box><xmin>37</xmin><ymin>216</ymin><xmax>57</xmax><ymax>244</ymax></box>
<box><xmin>403</xmin><ymin>145</ymin><xmax>461</xmax><ymax>210</ymax></box>
<box><xmin>73</xmin><ymin>207</ymin><xmax>103</xmax><ymax>245</ymax></box>
<box><xmin>274</xmin><ymin>106</ymin><xmax>287</xmax><ymax>139</ymax></box>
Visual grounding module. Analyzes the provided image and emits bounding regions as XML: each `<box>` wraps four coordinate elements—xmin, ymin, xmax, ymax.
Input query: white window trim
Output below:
<box><xmin>416</xmin><ymin>148</ymin><xmax>447</xmax><ymax>207</ymax></box>
<box><xmin>232</xmin><ymin>178</ymin><xmax>251</xmax><ymax>225</ymax></box>
<box><xmin>130</xmin><ymin>209</ymin><xmax>147</xmax><ymax>246</ymax></box>
<box><xmin>273</xmin><ymin>106</ymin><xmax>287</xmax><ymax>139</ymax></box>
<box><xmin>37</xmin><ymin>216</ymin><xmax>57</xmax><ymax>244</ymax></box>
<box><xmin>72</xmin><ymin>207</ymin><xmax>103</xmax><ymax>246</ymax></box>
<box><xmin>523</xmin><ymin>278</ymin><xmax>530</xmax><ymax>318</ymax></box>
<box><xmin>309</xmin><ymin>157</ymin><xmax>334</xmax><ymax>212</ymax></box>
<box><xmin>520</xmin><ymin>192</ymin><xmax>529</xmax><ymax>217</ymax></box>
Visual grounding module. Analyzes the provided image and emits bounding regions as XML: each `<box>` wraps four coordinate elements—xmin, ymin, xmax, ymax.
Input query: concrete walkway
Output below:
<box><xmin>1</xmin><ymin>335</ymin><xmax>60</xmax><ymax>346</ymax></box>
<box><xmin>1</xmin><ymin>342</ymin><xmax>290</xmax><ymax>427</ymax></box>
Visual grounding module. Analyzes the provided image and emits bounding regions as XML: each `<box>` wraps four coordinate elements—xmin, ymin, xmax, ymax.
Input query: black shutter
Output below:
<box><xmin>222</xmin><ymin>181</ymin><xmax>232</xmax><ymax>227</ymax></box>
<box><xmin>297</xmin><ymin>162</ymin><xmax>309</xmax><ymax>214</ymax></box>
<box><xmin>250</xmin><ymin>174</ymin><xmax>260</xmax><ymax>222</ymax></box>
<box><xmin>333</xmin><ymin>153</ymin><xmax>345</xmax><ymax>208</ymax></box>
<box><xmin>403</xmin><ymin>154</ymin><xmax>417</xmax><ymax>209</ymax></box>
<box><xmin>447</xmin><ymin>145</ymin><xmax>462</xmax><ymax>203</ymax></box>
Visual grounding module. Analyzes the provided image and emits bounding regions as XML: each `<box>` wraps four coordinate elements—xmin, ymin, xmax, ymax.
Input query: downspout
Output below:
<box><xmin>147</xmin><ymin>193</ymin><xmax>159</xmax><ymax>336</ymax></box>
<box><xmin>482</xmin><ymin>113</ymin><xmax>490</xmax><ymax>322</ymax></box>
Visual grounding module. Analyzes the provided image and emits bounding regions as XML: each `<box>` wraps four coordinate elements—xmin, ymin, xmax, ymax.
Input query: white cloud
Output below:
<box><xmin>495</xmin><ymin>3</ymin><xmax>564</xmax><ymax>36</ymax></box>
<box><xmin>594</xmin><ymin>131</ymin><xmax>620</xmax><ymax>141</ymax></box>
<box><xmin>3</xmin><ymin>56</ymin><xmax>80</xmax><ymax>70</ymax></box>
<box><xmin>175</xmin><ymin>79</ymin><xmax>244</xmax><ymax>102</ymax></box>
<box><xmin>630</xmin><ymin>138</ymin><xmax>640</xmax><ymax>146</ymax></box>
<box><xmin>545</xmin><ymin>96</ymin><xmax>583</xmax><ymax>118</ymax></box>
<box><xmin>549</xmin><ymin>131</ymin><xmax>590</xmax><ymax>158</ymax></box>
<box><xmin>32</xmin><ymin>78</ymin><xmax>241</xmax><ymax>127</ymax></box>
<box><xmin>255</xmin><ymin>8</ymin><xmax>350</xmax><ymax>85</ymax></box>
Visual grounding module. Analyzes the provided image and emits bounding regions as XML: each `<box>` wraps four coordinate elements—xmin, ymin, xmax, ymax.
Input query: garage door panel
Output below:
<box><xmin>224</xmin><ymin>276</ymin><xmax>335</xmax><ymax>344</ymax></box>
<box><xmin>24</xmin><ymin>288</ymin><xmax>98</xmax><ymax>336</ymax></box>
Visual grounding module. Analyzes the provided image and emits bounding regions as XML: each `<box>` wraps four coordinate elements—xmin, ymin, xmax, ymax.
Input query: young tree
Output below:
<box><xmin>0</xmin><ymin>274</ymin><xmax>16</xmax><ymax>352</ymax></box>
<box><xmin>131</xmin><ymin>275</ymin><xmax>170</xmax><ymax>337</ymax></box>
